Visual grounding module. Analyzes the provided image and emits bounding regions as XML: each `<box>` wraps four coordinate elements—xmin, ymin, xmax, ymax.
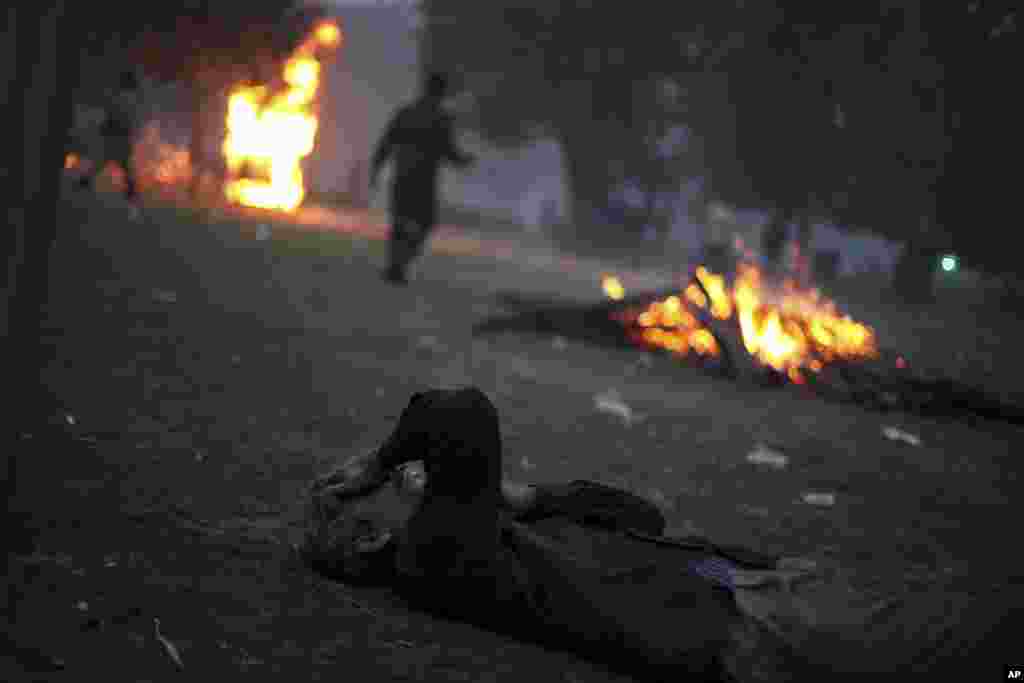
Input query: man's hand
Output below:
<box><xmin>316</xmin><ymin>450</ymin><xmax>388</xmax><ymax>500</ymax></box>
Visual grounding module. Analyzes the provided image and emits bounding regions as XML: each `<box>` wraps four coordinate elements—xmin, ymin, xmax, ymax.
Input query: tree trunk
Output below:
<box><xmin>4</xmin><ymin>2</ymin><xmax>80</xmax><ymax>554</ymax></box>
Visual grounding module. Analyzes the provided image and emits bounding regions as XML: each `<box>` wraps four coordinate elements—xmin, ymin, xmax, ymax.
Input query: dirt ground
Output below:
<box><xmin>6</xmin><ymin>189</ymin><xmax>1022</xmax><ymax>681</ymax></box>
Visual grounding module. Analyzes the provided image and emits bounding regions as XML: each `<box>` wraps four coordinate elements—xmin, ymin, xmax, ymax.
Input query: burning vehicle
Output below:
<box><xmin>65</xmin><ymin>18</ymin><xmax>343</xmax><ymax>213</ymax></box>
<box><xmin>222</xmin><ymin>19</ymin><xmax>342</xmax><ymax>211</ymax></box>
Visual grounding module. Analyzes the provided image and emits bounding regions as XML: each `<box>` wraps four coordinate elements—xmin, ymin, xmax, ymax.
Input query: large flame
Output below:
<box><xmin>222</xmin><ymin>20</ymin><xmax>342</xmax><ymax>211</ymax></box>
<box><xmin>608</xmin><ymin>263</ymin><xmax>878</xmax><ymax>382</ymax></box>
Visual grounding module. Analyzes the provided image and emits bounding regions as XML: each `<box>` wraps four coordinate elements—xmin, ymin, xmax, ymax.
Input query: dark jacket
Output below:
<box><xmin>372</xmin><ymin>98</ymin><xmax>470</xmax><ymax>224</ymax></box>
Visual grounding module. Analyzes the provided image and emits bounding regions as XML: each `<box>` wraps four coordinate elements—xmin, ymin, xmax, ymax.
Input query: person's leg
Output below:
<box><xmin>119</xmin><ymin>161</ymin><xmax>138</xmax><ymax>202</ymax></box>
<box><xmin>385</xmin><ymin>216</ymin><xmax>414</xmax><ymax>283</ymax></box>
<box><xmin>75</xmin><ymin>155</ymin><xmax>102</xmax><ymax>190</ymax></box>
<box><xmin>401</xmin><ymin>197</ymin><xmax>438</xmax><ymax>274</ymax></box>
<box><xmin>109</xmin><ymin>136</ymin><xmax>137</xmax><ymax>202</ymax></box>
<box><xmin>404</xmin><ymin>219</ymin><xmax>433</xmax><ymax>268</ymax></box>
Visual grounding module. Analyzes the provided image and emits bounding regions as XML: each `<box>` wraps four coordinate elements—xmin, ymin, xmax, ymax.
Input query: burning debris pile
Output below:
<box><xmin>605</xmin><ymin>264</ymin><xmax>879</xmax><ymax>385</ymax></box>
<box><xmin>134</xmin><ymin>121</ymin><xmax>192</xmax><ymax>192</ymax></box>
<box><xmin>475</xmin><ymin>264</ymin><xmax>1024</xmax><ymax>426</ymax></box>
<box><xmin>222</xmin><ymin>20</ymin><xmax>342</xmax><ymax>211</ymax></box>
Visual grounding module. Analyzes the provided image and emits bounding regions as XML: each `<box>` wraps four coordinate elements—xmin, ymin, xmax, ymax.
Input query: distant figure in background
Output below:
<box><xmin>76</xmin><ymin>70</ymin><xmax>142</xmax><ymax>203</ymax></box>
<box><xmin>370</xmin><ymin>73</ymin><xmax>475</xmax><ymax>285</ymax></box>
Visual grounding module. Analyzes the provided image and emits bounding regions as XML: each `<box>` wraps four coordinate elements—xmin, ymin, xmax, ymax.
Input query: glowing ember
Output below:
<box><xmin>65</xmin><ymin>153</ymin><xmax>81</xmax><ymax>170</ymax></box>
<box><xmin>222</xmin><ymin>20</ymin><xmax>342</xmax><ymax>211</ymax></box>
<box><xmin>602</xmin><ymin>275</ymin><xmax>625</xmax><ymax>301</ymax></box>
<box><xmin>134</xmin><ymin>121</ymin><xmax>192</xmax><ymax>190</ymax></box>
<box><xmin>608</xmin><ymin>263</ymin><xmax>879</xmax><ymax>381</ymax></box>
<box><xmin>315</xmin><ymin>22</ymin><xmax>342</xmax><ymax>48</ymax></box>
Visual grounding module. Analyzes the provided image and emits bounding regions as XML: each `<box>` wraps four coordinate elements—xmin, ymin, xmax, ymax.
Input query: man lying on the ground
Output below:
<box><xmin>301</xmin><ymin>387</ymin><xmax>1018</xmax><ymax>681</ymax></box>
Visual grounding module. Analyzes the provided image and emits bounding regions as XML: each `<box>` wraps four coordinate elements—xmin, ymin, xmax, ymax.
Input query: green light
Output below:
<box><xmin>940</xmin><ymin>254</ymin><xmax>958</xmax><ymax>273</ymax></box>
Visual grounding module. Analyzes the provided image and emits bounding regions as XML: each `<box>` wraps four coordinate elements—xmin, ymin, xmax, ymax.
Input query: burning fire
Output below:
<box><xmin>134</xmin><ymin>121</ymin><xmax>192</xmax><ymax>190</ymax></box>
<box><xmin>602</xmin><ymin>275</ymin><xmax>625</xmax><ymax>301</ymax></box>
<box><xmin>608</xmin><ymin>264</ymin><xmax>878</xmax><ymax>382</ymax></box>
<box><xmin>222</xmin><ymin>20</ymin><xmax>342</xmax><ymax>211</ymax></box>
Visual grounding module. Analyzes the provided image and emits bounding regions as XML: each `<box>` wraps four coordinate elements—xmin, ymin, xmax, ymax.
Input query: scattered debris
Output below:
<box><xmin>388</xmin><ymin>640</ymin><xmax>417</xmax><ymax>649</ymax></box>
<box><xmin>74</xmin><ymin>601</ymin><xmax>90</xmax><ymax>611</ymax></box>
<box><xmin>520</xmin><ymin>457</ymin><xmax>536</xmax><ymax>471</ymax></box>
<box><xmin>194</xmin><ymin>450</ymin><xmax>207</xmax><ymax>463</ymax></box>
<box><xmin>103</xmin><ymin>555</ymin><xmax>118</xmax><ymax>568</ymax></box>
<box><xmin>882</xmin><ymin>426</ymin><xmax>922</xmax><ymax>447</ymax></box>
<box><xmin>594</xmin><ymin>389</ymin><xmax>637</xmax><ymax>425</ymax></box>
<box><xmin>151</xmin><ymin>289</ymin><xmax>178</xmax><ymax>304</ymax></box>
<box><xmin>154</xmin><ymin>618</ymin><xmax>185</xmax><ymax>670</ymax></box>
<box><xmin>64</xmin><ymin>413</ymin><xmax>77</xmax><ymax>426</ymax></box>
<box><xmin>801</xmin><ymin>492</ymin><xmax>836</xmax><ymax>507</ymax></box>
<box><xmin>746</xmin><ymin>443</ymin><xmax>789</xmax><ymax>469</ymax></box>
<box><xmin>255</xmin><ymin>224</ymin><xmax>272</xmax><ymax>241</ymax></box>
<box><xmin>552</xmin><ymin>336</ymin><xmax>568</xmax><ymax>351</ymax></box>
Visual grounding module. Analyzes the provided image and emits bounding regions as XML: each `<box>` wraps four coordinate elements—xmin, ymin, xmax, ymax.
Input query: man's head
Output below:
<box><xmin>424</xmin><ymin>72</ymin><xmax>450</xmax><ymax>101</ymax></box>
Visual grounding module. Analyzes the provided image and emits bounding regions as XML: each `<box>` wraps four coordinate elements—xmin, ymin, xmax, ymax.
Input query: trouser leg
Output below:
<box><xmin>110</xmin><ymin>146</ymin><xmax>137</xmax><ymax>200</ymax></box>
<box><xmin>405</xmin><ymin>219</ymin><xmax>433</xmax><ymax>265</ymax></box>
<box><xmin>388</xmin><ymin>217</ymin><xmax>430</xmax><ymax>277</ymax></box>
<box><xmin>386</xmin><ymin>217</ymin><xmax>411</xmax><ymax>278</ymax></box>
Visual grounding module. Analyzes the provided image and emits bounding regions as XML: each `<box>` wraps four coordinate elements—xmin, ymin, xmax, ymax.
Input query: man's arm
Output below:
<box><xmin>370</xmin><ymin>110</ymin><xmax>403</xmax><ymax>189</ymax></box>
<box><xmin>441</xmin><ymin>114</ymin><xmax>475</xmax><ymax>168</ymax></box>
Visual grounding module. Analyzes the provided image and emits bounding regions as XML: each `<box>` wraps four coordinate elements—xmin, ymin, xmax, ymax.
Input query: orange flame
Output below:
<box><xmin>134</xmin><ymin>121</ymin><xmax>192</xmax><ymax>191</ymax></box>
<box><xmin>608</xmin><ymin>262</ymin><xmax>878</xmax><ymax>380</ymax></box>
<box><xmin>222</xmin><ymin>20</ymin><xmax>342</xmax><ymax>211</ymax></box>
<box><xmin>602</xmin><ymin>275</ymin><xmax>625</xmax><ymax>301</ymax></box>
